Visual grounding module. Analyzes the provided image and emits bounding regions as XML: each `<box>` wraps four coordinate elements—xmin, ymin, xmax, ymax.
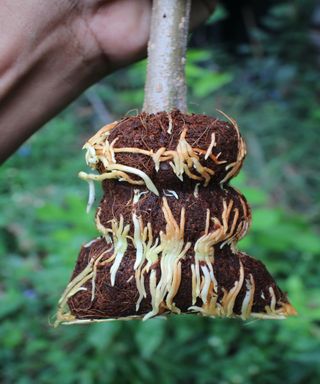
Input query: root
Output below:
<box><xmin>56</xmin><ymin>200</ymin><xmax>295</xmax><ymax>324</ymax></box>
<box><xmin>217</xmin><ymin>110</ymin><xmax>247</xmax><ymax>184</ymax></box>
<box><xmin>82</xmin><ymin>119</ymin><xmax>243</xmax><ymax>190</ymax></box>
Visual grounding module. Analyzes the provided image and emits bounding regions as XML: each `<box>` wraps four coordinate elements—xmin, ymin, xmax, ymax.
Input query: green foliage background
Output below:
<box><xmin>0</xmin><ymin>2</ymin><xmax>319</xmax><ymax>383</ymax></box>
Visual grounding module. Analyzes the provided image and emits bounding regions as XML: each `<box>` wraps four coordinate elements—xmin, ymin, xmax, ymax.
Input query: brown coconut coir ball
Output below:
<box><xmin>55</xmin><ymin>111</ymin><xmax>296</xmax><ymax>326</ymax></box>
<box><xmin>80</xmin><ymin>110</ymin><xmax>246</xmax><ymax>192</ymax></box>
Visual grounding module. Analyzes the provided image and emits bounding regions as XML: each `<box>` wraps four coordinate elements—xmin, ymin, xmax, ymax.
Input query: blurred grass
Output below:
<box><xmin>1</xmin><ymin>2</ymin><xmax>320</xmax><ymax>383</ymax></box>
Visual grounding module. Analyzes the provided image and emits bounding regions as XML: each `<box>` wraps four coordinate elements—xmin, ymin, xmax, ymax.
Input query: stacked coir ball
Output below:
<box><xmin>55</xmin><ymin>110</ymin><xmax>296</xmax><ymax>325</ymax></box>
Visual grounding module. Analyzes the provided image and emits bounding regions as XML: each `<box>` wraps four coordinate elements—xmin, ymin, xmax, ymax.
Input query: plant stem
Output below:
<box><xmin>143</xmin><ymin>0</ymin><xmax>191</xmax><ymax>113</ymax></box>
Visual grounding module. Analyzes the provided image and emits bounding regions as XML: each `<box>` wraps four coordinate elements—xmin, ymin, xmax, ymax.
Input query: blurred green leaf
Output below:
<box><xmin>135</xmin><ymin>319</ymin><xmax>165</xmax><ymax>358</ymax></box>
<box><xmin>192</xmin><ymin>72</ymin><xmax>233</xmax><ymax>98</ymax></box>
<box><xmin>0</xmin><ymin>290</ymin><xmax>24</xmax><ymax>319</ymax></box>
<box><xmin>206</xmin><ymin>4</ymin><xmax>228</xmax><ymax>25</ymax></box>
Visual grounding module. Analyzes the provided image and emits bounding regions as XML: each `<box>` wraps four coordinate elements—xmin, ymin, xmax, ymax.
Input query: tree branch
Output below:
<box><xmin>143</xmin><ymin>0</ymin><xmax>191</xmax><ymax>113</ymax></box>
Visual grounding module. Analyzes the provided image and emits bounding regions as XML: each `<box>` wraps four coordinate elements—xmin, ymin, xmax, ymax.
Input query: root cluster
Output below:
<box><xmin>55</xmin><ymin>110</ymin><xmax>296</xmax><ymax>326</ymax></box>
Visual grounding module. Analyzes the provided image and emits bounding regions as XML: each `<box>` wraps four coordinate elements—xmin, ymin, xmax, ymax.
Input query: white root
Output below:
<box><xmin>216</xmin><ymin>110</ymin><xmax>247</xmax><ymax>185</ymax></box>
<box><xmin>133</xmin><ymin>189</ymin><xmax>149</xmax><ymax>204</ymax></box>
<box><xmin>85</xmin><ymin>179</ymin><xmax>95</xmax><ymax>213</ymax></box>
<box><xmin>163</xmin><ymin>189</ymin><xmax>179</xmax><ymax>199</ymax></box>
<box><xmin>144</xmin><ymin>198</ymin><xmax>190</xmax><ymax>319</ymax></box>
<box><xmin>109</xmin><ymin>216</ymin><xmax>130</xmax><ymax>286</ymax></box>
<box><xmin>240</xmin><ymin>274</ymin><xmax>255</xmax><ymax>320</ymax></box>
<box><xmin>205</xmin><ymin>133</ymin><xmax>216</xmax><ymax>160</ymax></box>
<box><xmin>167</xmin><ymin>112</ymin><xmax>173</xmax><ymax>134</ymax></box>
<box><xmin>79</xmin><ymin>164</ymin><xmax>159</xmax><ymax>196</ymax></box>
<box><xmin>193</xmin><ymin>183</ymin><xmax>200</xmax><ymax>198</ymax></box>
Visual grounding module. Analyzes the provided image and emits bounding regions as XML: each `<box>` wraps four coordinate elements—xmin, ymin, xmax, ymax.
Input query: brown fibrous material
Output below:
<box><xmin>55</xmin><ymin>111</ymin><xmax>296</xmax><ymax>326</ymax></box>
<box><xmin>66</xmin><ymin>238</ymin><xmax>293</xmax><ymax>321</ymax></box>
<box><xmin>83</xmin><ymin>110</ymin><xmax>246</xmax><ymax>189</ymax></box>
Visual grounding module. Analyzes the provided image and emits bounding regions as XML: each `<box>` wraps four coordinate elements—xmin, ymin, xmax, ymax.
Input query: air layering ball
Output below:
<box><xmin>55</xmin><ymin>110</ymin><xmax>296</xmax><ymax>325</ymax></box>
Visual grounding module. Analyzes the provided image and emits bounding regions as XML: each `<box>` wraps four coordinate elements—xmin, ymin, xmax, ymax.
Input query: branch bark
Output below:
<box><xmin>143</xmin><ymin>0</ymin><xmax>191</xmax><ymax>113</ymax></box>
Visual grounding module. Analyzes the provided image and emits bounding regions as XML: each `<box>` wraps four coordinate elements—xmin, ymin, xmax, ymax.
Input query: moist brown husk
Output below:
<box><xmin>95</xmin><ymin>110</ymin><xmax>244</xmax><ymax>187</ymax></box>
<box><xmin>98</xmin><ymin>181</ymin><xmax>251</xmax><ymax>243</ymax></box>
<box><xmin>67</xmin><ymin>239</ymin><xmax>290</xmax><ymax>319</ymax></box>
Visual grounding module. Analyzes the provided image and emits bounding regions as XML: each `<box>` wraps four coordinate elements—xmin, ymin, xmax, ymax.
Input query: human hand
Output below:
<box><xmin>0</xmin><ymin>0</ymin><xmax>215</xmax><ymax>163</ymax></box>
<box><xmin>62</xmin><ymin>0</ymin><xmax>216</xmax><ymax>73</ymax></box>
